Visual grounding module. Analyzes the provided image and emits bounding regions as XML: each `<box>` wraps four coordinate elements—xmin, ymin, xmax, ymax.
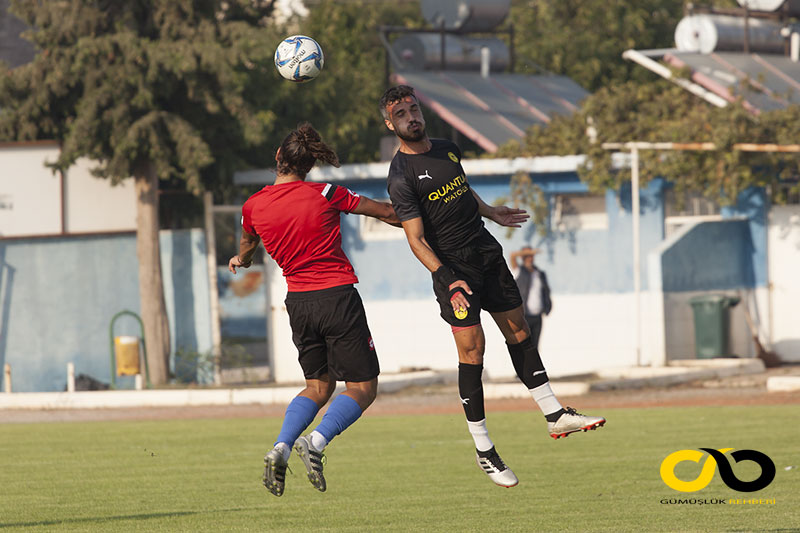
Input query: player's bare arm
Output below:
<box><xmin>400</xmin><ymin>216</ymin><xmax>472</xmax><ymax>312</ymax></box>
<box><xmin>351</xmin><ymin>196</ymin><xmax>402</xmax><ymax>227</ymax></box>
<box><xmin>470</xmin><ymin>190</ymin><xmax>529</xmax><ymax>228</ymax></box>
<box><xmin>228</xmin><ymin>229</ymin><xmax>260</xmax><ymax>273</ymax></box>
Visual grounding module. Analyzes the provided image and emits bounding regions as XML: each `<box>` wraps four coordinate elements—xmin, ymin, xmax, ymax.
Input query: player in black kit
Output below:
<box><xmin>380</xmin><ymin>85</ymin><xmax>605</xmax><ymax>487</ymax></box>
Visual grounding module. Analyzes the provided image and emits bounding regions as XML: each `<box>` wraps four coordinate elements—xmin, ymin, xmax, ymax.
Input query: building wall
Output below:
<box><xmin>0</xmin><ymin>230</ymin><xmax>212</xmax><ymax>392</ymax></box>
<box><xmin>768</xmin><ymin>205</ymin><xmax>800</xmax><ymax>362</ymax></box>
<box><xmin>63</xmin><ymin>158</ymin><xmax>137</xmax><ymax>233</ymax></box>
<box><xmin>268</xmin><ymin>290</ymin><xmax>646</xmax><ymax>384</ymax></box>
<box><xmin>648</xmin><ymin>205</ymin><xmax>770</xmax><ymax>364</ymax></box>
<box><xmin>2</xmin><ymin>157</ymin><xmax>780</xmax><ymax>389</ymax></box>
<box><xmin>0</xmin><ymin>143</ymin><xmax>63</xmax><ymax>236</ymax></box>
<box><xmin>265</xmin><ymin>174</ymin><xmax>672</xmax><ymax>382</ymax></box>
<box><xmin>662</xmin><ymin>289</ymin><xmax>764</xmax><ymax>361</ymax></box>
<box><xmin>660</xmin><ymin>220</ymin><xmax>755</xmax><ymax>291</ymax></box>
<box><xmin>264</xmin><ymin>176</ymin><xmax>769</xmax><ymax>381</ymax></box>
<box><xmin>0</xmin><ymin>143</ymin><xmax>136</xmax><ymax>237</ymax></box>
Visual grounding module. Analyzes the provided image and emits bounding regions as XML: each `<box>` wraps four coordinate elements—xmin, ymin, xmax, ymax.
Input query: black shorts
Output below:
<box><xmin>285</xmin><ymin>284</ymin><xmax>379</xmax><ymax>382</ymax></box>
<box><xmin>432</xmin><ymin>228</ymin><xmax>523</xmax><ymax>327</ymax></box>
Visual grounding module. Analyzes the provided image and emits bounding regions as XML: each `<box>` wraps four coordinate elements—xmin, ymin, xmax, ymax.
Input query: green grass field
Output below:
<box><xmin>1</xmin><ymin>405</ymin><xmax>798</xmax><ymax>532</ymax></box>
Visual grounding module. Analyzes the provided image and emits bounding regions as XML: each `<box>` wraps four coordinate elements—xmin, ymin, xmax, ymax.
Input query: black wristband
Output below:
<box><xmin>448</xmin><ymin>286</ymin><xmax>468</xmax><ymax>302</ymax></box>
<box><xmin>432</xmin><ymin>265</ymin><xmax>458</xmax><ymax>288</ymax></box>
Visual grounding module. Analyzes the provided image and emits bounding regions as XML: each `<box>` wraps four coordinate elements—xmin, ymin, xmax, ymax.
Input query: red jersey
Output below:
<box><xmin>241</xmin><ymin>181</ymin><xmax>362</xmax><ymax>292</ymax></box>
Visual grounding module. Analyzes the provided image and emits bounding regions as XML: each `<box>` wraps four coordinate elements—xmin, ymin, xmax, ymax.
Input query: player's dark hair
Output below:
<box><xmin>379</xmin><ymin>85</ymin><xmax>417</xmax><ymax>119</ymax></box>
<box><xmin>276</xmin><ymin>122</ymin><xmax>340</xmax><ymax>178</ymax></box>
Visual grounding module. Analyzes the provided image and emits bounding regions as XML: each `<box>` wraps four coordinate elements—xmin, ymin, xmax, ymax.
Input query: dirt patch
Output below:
<box><xmin>2</xmin><ymin>366</ymin><xmax>798</xmax><ymax>424</ymax></box>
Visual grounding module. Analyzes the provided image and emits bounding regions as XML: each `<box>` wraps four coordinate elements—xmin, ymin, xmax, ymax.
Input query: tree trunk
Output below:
<box><xmin>134</xmin><ymin>160</ymin><xmax>170</xmax><ymax>385</ymax></box>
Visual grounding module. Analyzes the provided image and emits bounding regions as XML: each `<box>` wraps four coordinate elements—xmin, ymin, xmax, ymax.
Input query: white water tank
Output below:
<box><xmin>393</xmin><ymin>33</ymin><xmax>510</xmax><ymax>71</ymax></box>
<box><xmin>736</xmin><ymin>0</ymin><xmax>800</xmax><ymax>16</ymax></box>
<box><xmin>675</xmin><ymin>14</ymin><xmax>791</xmax><ymax>53</ymax></box>
<box><xmin>421</xmin><ymin>0</ymin><xmax>511</xmax><ymax>32</ymax></box>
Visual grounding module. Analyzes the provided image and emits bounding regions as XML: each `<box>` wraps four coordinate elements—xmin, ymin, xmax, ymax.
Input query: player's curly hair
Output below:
<box><xmin>379</xmin><ymin>85</ymin><xmax>417</xmax><ymax>119</ymax></box>
<box><xmin>277</xmin><ymin>122</ymin><xmax>340</xmax><ymax>177</ymax></box>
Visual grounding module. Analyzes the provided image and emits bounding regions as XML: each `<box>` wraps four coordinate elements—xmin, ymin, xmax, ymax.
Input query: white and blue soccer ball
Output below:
<box><xmin>274</xmin><ymin>35</ymin><xmax>324</xmax><ymax>83</ymax></box>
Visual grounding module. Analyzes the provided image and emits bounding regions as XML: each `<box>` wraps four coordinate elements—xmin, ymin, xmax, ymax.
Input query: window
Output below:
<box><xmin>552</xmin><ymin>194</ymin><xmax>608</xmax><ymax>231</ymax></box>
<box><xmin>664</xmin><ymin>189</ymin><xmax>720</xmax><ymax>218</ymax></box>
<box><xmin>664</xmin><ymin>189</ymin><xmax>722</xmax><ymax>238</ymax></box>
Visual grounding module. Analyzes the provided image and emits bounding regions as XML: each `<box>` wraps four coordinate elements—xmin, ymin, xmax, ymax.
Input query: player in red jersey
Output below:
<box><xmin>229</xmin><ymin>122</ymin><xmax>399</xmax><ymax>497</ymax></box>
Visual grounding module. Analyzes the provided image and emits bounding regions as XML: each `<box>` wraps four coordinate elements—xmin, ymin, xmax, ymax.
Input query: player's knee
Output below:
<box><xmin>363</xmin><ymin>385</ymin><xmax>378</xmax><ymax>407</ymax></box>
<box><xmin>459</xmin><ymin>346</ymin><xmax>485</xmax><ymax>365</ymax></box>
<box><xmin>346</xmin><ymin>378</ymin><xmax>378</xmax><ymax>409</ymax></box>
<box><xmin>304</xmin><ymin>380</ymin><xmax>335</xmax><ymax>405</ymax></box>
<box><xmin>508</xmin><ymin>327</ymin><xmax>529</xmax><ymax>344</ymax></box>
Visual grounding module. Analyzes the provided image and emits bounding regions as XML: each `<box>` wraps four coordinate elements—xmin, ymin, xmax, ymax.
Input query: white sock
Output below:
<box><xmin>530</xmin><ymin>382</ymin><xmax>563</xmax><ymax>416</ymax></box>
<box><xmin>309</xmin><ymin>430</ymin><xmax>328</xmax><ymax>451</ymax></box>
<box><xmin>275</xmin><ymin>442</ymin><xmax>291</xmax><ymax>462</ymax></box>
<box><xmin>466</xmin><ymin>419</ymin><xmax>494</xmax><ymax>452</ymax></box>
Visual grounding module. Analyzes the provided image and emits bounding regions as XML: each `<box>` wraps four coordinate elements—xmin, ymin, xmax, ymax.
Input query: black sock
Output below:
<box><xmin>507</xmin><ymin>336</ymin><xmax>549</xmax><ymax>389</ymax></box>
<box><xmin>458</xmin><ymin>362</ymin><xmax>486</xmax><ymax>422</ymax></box>
<box><xmin>545</xmin><ymin>408</ymin><xmax>566</xmax><ymax>422</ymax></box>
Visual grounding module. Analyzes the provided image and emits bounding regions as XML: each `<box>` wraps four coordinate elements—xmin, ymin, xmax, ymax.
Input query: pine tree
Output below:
<box><xmin>0</xmin><ymin>0</ymin><xmax>281</xmax><ymax>384</ymax></box>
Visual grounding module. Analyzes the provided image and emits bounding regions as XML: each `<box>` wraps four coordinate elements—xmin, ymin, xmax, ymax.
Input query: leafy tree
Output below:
<box><xmin>507</xmin><ymin>0</ymin><xmax>738</xmax><ymax>92</ymax></box>
<box><xmin>265</xmin><ymin>0</ymin><xmax>424</xmax><ymax>164</ymax></box>
<box><xmin>497</xmin><ymin>78</ymin><xmax>800</xmax><ymax>215</ymax></box>
<box><xmin>0</xmin><ymin>0</ymin><xmax>282</xmax><ymax>384</ymax></box>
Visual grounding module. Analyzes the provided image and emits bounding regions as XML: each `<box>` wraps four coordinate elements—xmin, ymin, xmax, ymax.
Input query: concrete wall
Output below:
<box><xmin>63</xmin><ymin>158</ymin><xmax>137</xmax><ymax>233</ymax></box>
<box><xmin>647</xmin><ymin>199</ymin><xmax>770</xmax><ymax>365</ymax></box>
<box><xmin>768</xmin><ymin>205</ymin><xmax>800</xmax><ymax>362</ymax></box>
<box><xmin>262</xmin><ymin>174</ymin><xmax>777</xmax><ymax>383</ymax></box>
<box><xmin>0</xmin><ymin>143</ymin><xmax>63</xmax><ymax>236</ymax></box>
<box><xmin>2</xmin><ymin>154</ymin><xmax>779</xmax><ymax>388</ymax></box>
<box><xmin>0</xmin><ymin>143</ymin><xmax>136</xmax><ymax>237</ymax></box>
<box><xmin>0</xmin><ymin>230</ymin><xmax>212</xmax><ymax>392</ymax></box>
<box><xmin>661</xmin><ymin>219</ymin><xmax>755</xmax><ymax>291</ymax></box>
<box><xmin>265</xmin><ymin>173</ymin><xmax>670</xmax><ymax>382</ymax></box>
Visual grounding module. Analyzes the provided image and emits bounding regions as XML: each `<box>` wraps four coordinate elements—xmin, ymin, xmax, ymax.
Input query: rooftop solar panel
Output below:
<box><xmin>444</xmin><ymin>71</ymin><xmax>538</xmax><ymax>134</ymax></box>
<box><xmin>394</xmin><ymin>71</ymin><xmax>518</xmax><ymax>151</ymax></box>
<box><xmin>391</xmin><ymin>70</ymin><xmax>588</xmax><ymax>152</ymax></box>
<box><xmin>492</xmin><ymin>75</ymin><xmax>584</xmax><ymax>119</ymax></box>
<box><xmin>631</xmin><ymin>48</ymin><xmax>800</xmax><ymax>113</ymax></box>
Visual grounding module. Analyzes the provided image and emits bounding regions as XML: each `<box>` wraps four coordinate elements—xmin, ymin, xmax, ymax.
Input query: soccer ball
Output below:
<box><xmin>274</xmin><ymin>35</ymin><xmax>324</xmax><ymax>83</ymax></box>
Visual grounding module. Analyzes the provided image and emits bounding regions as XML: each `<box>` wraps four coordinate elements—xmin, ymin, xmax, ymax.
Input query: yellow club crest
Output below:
<box><xmin>454</xmin><ymin>306</ymin><xmax>468</xmax><ymax>320</ymax></box>
<box><xmin>448</xmin><ymin>152</ymin><xmax>459</xmax><ymax>163</ymax></box>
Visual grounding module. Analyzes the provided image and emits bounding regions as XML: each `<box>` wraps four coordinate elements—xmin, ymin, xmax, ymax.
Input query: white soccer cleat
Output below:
<box><xmin>548</xmin><ymin>407</ymin><xmax>606</xmax><ymax>439</ymax></box>
<box><xmin>476</xmin><ymin>447</ymin><xmax>519</xmax><ymax>488</ymax></box>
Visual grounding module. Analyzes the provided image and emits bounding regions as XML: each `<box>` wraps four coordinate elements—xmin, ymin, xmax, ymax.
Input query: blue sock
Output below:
<box><xmin>313</xmin><ymin>394</ymin><xmax>363</xmax><ymax>444</ymax></box>
<box><xmin>275</xmin><ymin>395</ymin><xmax>320</xmax><ymax>448</ymax></box>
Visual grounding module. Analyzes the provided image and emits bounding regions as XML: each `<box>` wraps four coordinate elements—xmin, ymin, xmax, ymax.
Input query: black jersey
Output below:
<box><xmin>387</xmin><ymin>139</ymin><xmax>484</xmax><ymax>253</ymax></box>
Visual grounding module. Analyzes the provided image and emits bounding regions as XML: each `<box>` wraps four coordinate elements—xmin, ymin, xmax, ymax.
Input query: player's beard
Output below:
<box><xmin>396</xmin><ymin>122</ymin><xmax>426</xmax><ymax>142</ymax></box>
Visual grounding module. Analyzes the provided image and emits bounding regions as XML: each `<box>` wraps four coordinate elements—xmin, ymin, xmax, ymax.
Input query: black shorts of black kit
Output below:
<box><xmin>432</xmin><ymin>228</ymin><xmax>523</xmax><ymax>327</ymax></box>
<box><xmin>285</xmin><ymin>284</ymin><xmax>380</xmax><ymax>383</ymax></box>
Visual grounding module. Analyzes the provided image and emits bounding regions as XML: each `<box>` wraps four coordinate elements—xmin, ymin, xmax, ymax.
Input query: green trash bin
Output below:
<box><xmin>689</xmin><ymin>295</ymin><xmax>740</xmax><ymax>358</ymax></box>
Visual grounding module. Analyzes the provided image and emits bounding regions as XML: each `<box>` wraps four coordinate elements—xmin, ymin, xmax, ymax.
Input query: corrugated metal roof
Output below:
<box><xmin>627</xmin><ymin>48</ymin><xmax>800</xmax><ymax>113</ymax></box>
<box><xmin>391</xmin><ymin>70</ymin><xmax>588</xmax><ymax>152</ymax></box>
